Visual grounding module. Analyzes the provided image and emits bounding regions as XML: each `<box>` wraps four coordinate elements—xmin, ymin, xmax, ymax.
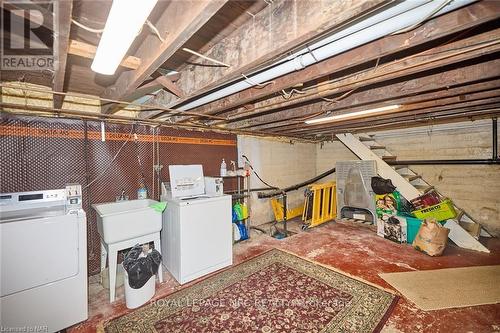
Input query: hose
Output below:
<box><xmin>241</xmin><ymin>155</ymin><xmax>279</xmax><ymax>190</ymax></box>
<box><xmin>257</xmin><ymin>166</ymin><xmax>336</xmax><ymax>199</ymax></box>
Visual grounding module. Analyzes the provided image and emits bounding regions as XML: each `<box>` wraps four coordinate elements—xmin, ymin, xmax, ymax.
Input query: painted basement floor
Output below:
<box><xmin>70</xmin><ymin>220</ymin><xmax>500</xmax><ymax>333</ymax></box>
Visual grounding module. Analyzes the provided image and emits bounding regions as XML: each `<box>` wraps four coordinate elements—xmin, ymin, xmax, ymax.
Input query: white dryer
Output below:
<box><xmin>0</xmin><ymin>187</ymin><xmax>88</xmax><ymax>332</ymax></box>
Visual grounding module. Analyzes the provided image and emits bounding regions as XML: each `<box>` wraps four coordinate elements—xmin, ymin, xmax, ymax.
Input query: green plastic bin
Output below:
<box><xmin>401</xmin><ymin>215</ymin><xmax>423</xmax><ymax>244</ymax></box>
<box><xmin>411</xmin><ymin>199</ymin><xmax>457</xmax><ymax>221</ymax></box>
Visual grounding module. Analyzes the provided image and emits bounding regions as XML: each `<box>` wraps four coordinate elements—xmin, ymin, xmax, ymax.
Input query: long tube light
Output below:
<box><xmin>305</xmin><ymin>105</ymin><xmax>401</xmax><ymax>124</ymax></box>
<box><xmin>91</xmin><ymin>0</ymin><xmax>158</xmax><ymax>75</ymax></box>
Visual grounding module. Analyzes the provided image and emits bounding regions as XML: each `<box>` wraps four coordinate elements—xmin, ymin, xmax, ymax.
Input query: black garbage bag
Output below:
<box><xmin>371</xmin><ymin>176</ymin><xmax>396</xmax><ymax>195</ymax></box>
<box><xmin>123</xmin><ymin>244</ymin><xmax>162</xmax><ymax>289</ymax></box>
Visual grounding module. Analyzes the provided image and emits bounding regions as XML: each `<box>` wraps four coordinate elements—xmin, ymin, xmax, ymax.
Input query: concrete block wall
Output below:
<box><xmin>370</xmin><ymin>120</ymin><xmax>500</xmax><ymax>237</ymax></box>
<box><xmin>237</xmin><ymin>136</ymin><xmax>316</xmax><ymax>226</ymax></box>
<box><xmin>240</xmin><ymin>119</ymin><xmax>499</xmax><ymax>237</ymax></box>
<box><xmin>316</xmin><ymin>141</ymin><xmax>357</xmax><ymax>182</ymax></box>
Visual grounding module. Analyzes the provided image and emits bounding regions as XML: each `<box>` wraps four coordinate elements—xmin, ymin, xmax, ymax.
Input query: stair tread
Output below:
<box><xmin>348</xmin><ymin>133</ymin><xmax>483</xmax><ymax>240</ymax></box>
<box><xmin>402</xmin><ymin>174</ymin><xmax>422</xmax><ymax>181</ymax></box>
<box><xmin>341</xmin><ymin>133</ymin><xmax>484</xmax><ymax>244</ymax></box>
<box><xmin>414</xmin><ymin>185</ymin><xmax>435</xmax><ymax>193</ymax></box>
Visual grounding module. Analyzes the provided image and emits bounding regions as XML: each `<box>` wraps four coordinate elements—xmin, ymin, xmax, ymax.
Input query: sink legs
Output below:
<box><xmin>154</xmin><ymin>238</ymin><xmax>163</xmax><ymax>284</ymax></box>
<box><xmin>100</xmin><ymin>241</ymin><xmax>107</xmax><ymax>281</ymax></box>
<box><xmin>100</xmin><ymin>233</ymin><xmax>163</xmax><ymax>303</ymax></box>
<box><xmin>107</xmin><ymin>244</ymin><xmax>118</xmax><ymax>302</ymax></box>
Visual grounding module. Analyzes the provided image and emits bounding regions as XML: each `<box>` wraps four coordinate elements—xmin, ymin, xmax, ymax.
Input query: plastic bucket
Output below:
<box><xmin>123</xmin><ymin>267</ymin><xmax>155</xmax><ymax>309</ymax></box>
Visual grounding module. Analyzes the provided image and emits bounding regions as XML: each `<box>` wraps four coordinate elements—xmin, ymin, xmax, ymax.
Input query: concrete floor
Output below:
<box><xmin>70</xmin><ymin>219</ymin><xmax>500</xmax><ymax>333</ymax></box>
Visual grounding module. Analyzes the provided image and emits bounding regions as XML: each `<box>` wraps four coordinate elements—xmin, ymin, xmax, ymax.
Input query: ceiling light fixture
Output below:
<box><xmin>305</xmin><ymin>104</ymin><xmax>401</xmax><ymax>124</ymax></box>
<box><xmin>91</xmin><ymin>0</ymin><xmax>159</xmax><ymax>75</ymax></box>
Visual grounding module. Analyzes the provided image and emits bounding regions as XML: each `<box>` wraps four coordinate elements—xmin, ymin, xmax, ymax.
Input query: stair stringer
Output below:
<box><xmin>336</xmin><ymin>133</ymin><xmax>489</xmax><ymax>253</ymax></box>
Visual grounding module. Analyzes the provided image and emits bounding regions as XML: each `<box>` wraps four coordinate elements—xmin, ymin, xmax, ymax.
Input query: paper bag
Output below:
<box><xmin>412</xmin><ymin>218</ymin><xmax>450</xmax><ymax>256</ymax></box>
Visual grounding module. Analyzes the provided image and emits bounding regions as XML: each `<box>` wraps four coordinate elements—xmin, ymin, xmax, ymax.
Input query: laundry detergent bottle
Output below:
<box><xmin>137</xmin><ymin>178</ymin><xmax>148</xmax><ymax>199</ymax></box>
<box><xmin>220</xmin><ymin>159</ymin><xmax>227</xmax><ymax>177</ymax></box>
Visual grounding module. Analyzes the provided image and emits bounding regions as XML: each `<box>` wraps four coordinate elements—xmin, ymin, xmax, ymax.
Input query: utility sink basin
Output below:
<box><xmin>92</xmin><ymin>199</ymin><xmax>162</xmax><ymax>244</ymax></box>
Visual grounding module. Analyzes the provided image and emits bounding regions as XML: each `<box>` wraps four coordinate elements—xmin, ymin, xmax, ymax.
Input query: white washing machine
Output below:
<box><xmin>160</xmin><ymin>165</ymin><xmax>232</xmax><ymax>284</ymax></box>
<box><xmin>0</xmin><ymin>187</ymin><xmax>88</xmax><ymax>332</ymax></box>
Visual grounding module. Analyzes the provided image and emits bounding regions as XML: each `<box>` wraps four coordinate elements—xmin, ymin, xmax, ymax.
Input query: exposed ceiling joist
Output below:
<box><xmin>218</xmin><ymin>29</ymin><xmax>500</xmax><ymax>124</ymax></box>
<box><xmin>185</xmin><ymin>1</ymin><xmax>500</xmax><ymax>120</ymax></box>
<box><xmin>238</xmin><ymin>76</ymin><xmax>500</xmax><ymax>131</ymax></box>
<box><xmin>102</xmin><ymin>0</ymin><xmax>229</xmax><ymax>114</ymax></box>
<box><xmin>277</xmin><ymin>91</ymin><xmax>500</xmax><ymax>134</ymax></box>
<box><xmin>145</xmin><ymin>0</ymin><xmax>389</xmax><ymax>118</ymax></box>
<box><xmin>68</xmin><ymin>39</ymin><xmax>141</xmax><ymax>70</ymax></box>
<box><xmin>155</xmin><ymin>75</ymin><xmax>184</xmax><ymax>98</ymax></box>
<box><xmin>53</xmin><ymin>0</ymin><xmax>73</xmax><ymax>109</ymax></box>
<box><xmin>295</xmin><ymin>105</ymin><xmax>500</xmax><ymax>138</ymax></box>
<box><xmin>302</xmin><ymin>108</ymin><xmax>500</xmax><ymax>138</ymax></box>
<box><xmin>230</xmin><ymin>58</ymin><xmax>500</xmax><ymax>131</ymax></box>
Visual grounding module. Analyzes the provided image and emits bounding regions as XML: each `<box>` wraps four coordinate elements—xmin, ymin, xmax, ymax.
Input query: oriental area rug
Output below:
<box><xmin>105</xmin><ymin>249</ymin><xmax>398</xmax><ymax>333</ymax></box>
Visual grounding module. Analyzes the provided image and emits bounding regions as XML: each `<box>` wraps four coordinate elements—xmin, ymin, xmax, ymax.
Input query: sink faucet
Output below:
<box><xmin>117</xmin><ymin>189</ymin><xmax>128</xmax><ymax>202</ymax></box>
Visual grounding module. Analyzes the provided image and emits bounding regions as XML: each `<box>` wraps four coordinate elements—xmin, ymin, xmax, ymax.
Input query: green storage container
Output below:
<box><xmin>401</xmin><ymin>215</ymin><xmax>423</xmax><ymax>244</ymax></box>
<box><xmin>411</xmin><ymin>199</ymin><xmax>456</xmax><ymax>221</ymax></box>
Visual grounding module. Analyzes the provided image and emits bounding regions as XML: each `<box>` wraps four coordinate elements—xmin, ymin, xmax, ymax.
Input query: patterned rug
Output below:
<box><xmin>105</xmin><ymin>249</ymin><xmax>398</xmax><ymax>333</ymax></box>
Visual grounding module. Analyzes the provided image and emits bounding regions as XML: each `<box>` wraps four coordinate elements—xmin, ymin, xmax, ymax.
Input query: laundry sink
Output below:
<box><xmin>92</xmin><ymin>199</ymin><xmax>162</xmax><ymax>244</ymax></box>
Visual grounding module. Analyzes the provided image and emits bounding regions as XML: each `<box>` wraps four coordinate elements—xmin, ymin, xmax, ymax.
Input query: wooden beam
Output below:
<box><xmin>155</xmin><ymin>76</ymin><xmax>185</xmax><ymax>98</ymax></box>
<box><xmin>105</xmin><ymin>75</ymin><xmax>184</xmax><ymax>105</ymax></box>
<box><xmin>295</xmin><ymin>107</ymin><xmax>500</xmax><ymax>138</ymax></box>
<box><xmin>230</xmin><ymin>59</ymin><xmax>500</xmax><ymax>131</ymax></box>
<box><xmin>53</xmin><ymin>0</ymin><xmax>73</xmax><ymax>109</ymax></box>
<box><xmin>102</xmin><ymin>0</ymin><xmax>229</xmax><ymax>113</ymax></box>
<box><xmin>219</xmin><ymin>31</ymin><xmax>500</xmax><ymax>122</ymax></box>
<box><xmin>68</xmin><ymin>39</ymin><xmax>141</xmax><ymax>70</ymax></box>
<box><xmin>281</xmin><ymin>95</ymin><xmax>500</xmax><ymax>135</ymax></box>
<box><xmin>245</xmin><ymin>80</ymin><xmax>500</xmax><ymax>132</ymax></box>
<box><xmin>181</xmin><ymin>1</ymin><xmax>500</xmax><ymax>119</ymax></box>
<box><xmin>146</xmin><ymin>0</ymin><xmax>388</xmax><ymax>117</ymax></box>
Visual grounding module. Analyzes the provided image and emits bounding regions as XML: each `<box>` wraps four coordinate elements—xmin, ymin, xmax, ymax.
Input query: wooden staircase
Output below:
<box><xmin>336</xmin><ymin>133</ymin><xmax>490</xmax><ymax>253</ymax></box>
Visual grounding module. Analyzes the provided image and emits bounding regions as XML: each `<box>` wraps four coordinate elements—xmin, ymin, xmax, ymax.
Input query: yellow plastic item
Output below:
<box><xmin>271</xmin><ymin>197</ymin><xmax>303</xmax><ymax>222</ymax></box>
<box><xmin>302</xmin><ymin>182</ymin><xmax>337</xmax><ymax>229</ymax></box>
<box><xmin>241</xmin><ymin>203</ymin><xmax>249</xmax><ymax>219</ymax></box>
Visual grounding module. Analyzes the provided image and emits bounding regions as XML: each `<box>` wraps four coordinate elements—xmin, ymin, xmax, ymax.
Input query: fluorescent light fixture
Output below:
<box><xmin>91</xmin><ymin>0</ymin><xmax>158</xmax><ymax>75</ymax></box>
<box><xmin>305</xmin><ymin>104</ymin><xmax>401</xmax><ymax>124</ymax></box>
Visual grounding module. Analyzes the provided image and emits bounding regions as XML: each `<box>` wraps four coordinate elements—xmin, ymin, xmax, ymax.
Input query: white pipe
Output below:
<box><xmin>167</xmin><ymin>0</ymin><xmax>476</xmax><ymax>114</ymax></box>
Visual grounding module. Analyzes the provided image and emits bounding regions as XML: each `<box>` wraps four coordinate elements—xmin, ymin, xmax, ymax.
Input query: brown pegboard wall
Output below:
<box><xmin>0</xmin><ymin>114</ymin><xmax>237</xmax><ymax>276</ymax></box>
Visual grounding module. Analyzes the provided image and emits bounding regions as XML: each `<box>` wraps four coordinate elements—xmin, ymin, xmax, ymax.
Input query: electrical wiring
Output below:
<box><xmin>182</xmin><ymin>48</ymin><xmax>231</xmax><ymax>67</ymax></box>
<box><xmin>145</xmin><ymin>20</ymin><xmax>231</xmax><ymax>67</ymax></box>
<box><xmin>281</xmin><ymin>88</ymin><xmax>305</xmax><ymax>100</ymax></box>
<box><xmin>71</xmin><ymin>19</ymin><xmax>104</xmax><ymax>33</ymax></box>
<box><xmin>241</xmin><ymin>155</ymin><xmax>279</xmax><ymax>190</ymax></box>
<box><xmin>146</xmin><ymin>20</ymin><xmax>165</xmax><ymax>42</ymax></box>
<box><xmin>391</xmin><ymin>0</ymin><xmax>453</xmax><ymax>35</ymax></box>
<box><xmin>241</xmin><ymin>73</ymin><xmax>275</xmax><ymax>89</ymax></box>
<box><xmin>84</xmin><ymin>126</ymin><xmax>135</xmax><ymax>189</ymax></box>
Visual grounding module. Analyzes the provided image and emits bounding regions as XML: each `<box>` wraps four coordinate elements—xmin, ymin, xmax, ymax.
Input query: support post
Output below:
<box><xmin>493</xmin><ymin>118</ymin><xmax>498</xmax><ymax>160</ymax></box>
